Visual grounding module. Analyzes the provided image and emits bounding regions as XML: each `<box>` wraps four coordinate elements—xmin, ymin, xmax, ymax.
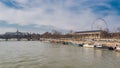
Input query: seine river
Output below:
<box><xmin>0</xmin><ymin>41</ymin><xmax>120</xmax><ymax>68</ymax></box>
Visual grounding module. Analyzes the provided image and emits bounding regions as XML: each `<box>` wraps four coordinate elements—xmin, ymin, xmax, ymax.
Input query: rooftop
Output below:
<box><xmin>75</xmin><ymin>30</ymin><xmax>105</xmax><ymax>33</ymax></box>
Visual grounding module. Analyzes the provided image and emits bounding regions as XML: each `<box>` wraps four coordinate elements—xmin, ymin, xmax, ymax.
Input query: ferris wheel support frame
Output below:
<box><xmin>91</xmin><ymin>18</ymin><xmax>108</xmax><ymax>31</ymax></box>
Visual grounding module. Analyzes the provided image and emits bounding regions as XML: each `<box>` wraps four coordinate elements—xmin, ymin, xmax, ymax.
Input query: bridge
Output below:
<box><xmin>0</xmin><ymin>30</ymin><xmax>40</xmax><ymax>41</ymax></box>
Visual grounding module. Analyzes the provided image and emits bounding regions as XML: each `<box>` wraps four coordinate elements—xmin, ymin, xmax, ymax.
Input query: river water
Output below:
<box><xmin>0</xmin><ymin>41</ymin><xmax>120</xmax><ymax>68</ymax></box>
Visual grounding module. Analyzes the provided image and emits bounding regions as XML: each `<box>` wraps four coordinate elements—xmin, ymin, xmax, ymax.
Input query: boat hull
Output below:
<box><xmin>108</xmin><ymin>47</ymin><xmax>115</xmax><ymax>50</ymax></box>
<box><xmin>94</xmin><ymin>45</ymin><xmax>103</xmax><ymax>48</ymax></box>
<box><xmin>83</xmin><ymin>44</ymin><xmax>94</xmax><ymax>48</ymax></box>
<box><xmin>78</xmin><ymin>44</ymin><xmax>84</xmax><ymax>47</ymax></box>
<box><xmin>116</xmin><ymin>47</ymin><xmax>120</xmax><ymax>51</ymax></box>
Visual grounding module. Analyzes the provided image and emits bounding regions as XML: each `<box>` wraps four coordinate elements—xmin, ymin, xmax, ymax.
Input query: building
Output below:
<box><xmin>4</xmin><ymin>30</ymin><xmax>29</xmax><ymax>36</ymax></box>
<box><xmin>74</xmin><ymin>30</ymin><xmax>109</xmax><ymax>39</ymax></box>
<box><xmin>109</xmin><ymin>32</ymin><xmax>120</xmax><ymax>39</ymax></box>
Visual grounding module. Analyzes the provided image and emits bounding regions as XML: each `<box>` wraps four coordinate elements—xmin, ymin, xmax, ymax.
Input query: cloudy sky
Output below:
<box><xmin>0</xmin><ymin>0</ymin><xmax>120</xmax><ymax>34</ymax></box>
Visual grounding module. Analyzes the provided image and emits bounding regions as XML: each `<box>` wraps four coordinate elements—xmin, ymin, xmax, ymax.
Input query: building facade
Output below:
<box><xmin>109</xmin><ymin>33</ymin><xmax>120</xmax><ymax>39</ymax></box>
<box><xmin>74</xmin><ymin>30</ymin><xmax>108</xmax><ymax>39</ymax></box>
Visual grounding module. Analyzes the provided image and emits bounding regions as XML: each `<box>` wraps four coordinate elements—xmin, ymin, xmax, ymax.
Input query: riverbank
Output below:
<box><xmin>41</xmin><ymin>38</ymin><xmax>120</xmax><ymax>51</ymax></box>
<box><xmin>42</xmin><ymin>38</ymin><xmax>120</xmax><ymax>46</ymax></box>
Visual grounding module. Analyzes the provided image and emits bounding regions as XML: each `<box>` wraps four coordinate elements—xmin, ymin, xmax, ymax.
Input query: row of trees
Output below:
<box><xmin>41</xmin><ymin>28</ymin><xmax>120</xmax><ymax>39</ymax></box>
<box><xmin>41</xmin><ymin>30</ymin><xmax>73</xmax><ymax>39</ymax></box>
<box><xmin>0</xmin><ymin>33</ymin><xmax>41</xmax><ymax>41</ymax></box>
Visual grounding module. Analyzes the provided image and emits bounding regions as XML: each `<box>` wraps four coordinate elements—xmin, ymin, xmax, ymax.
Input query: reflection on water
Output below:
<box><xmin>0</xmin><ymin>41</ymin><xmax>120</xmax><ymax>68</ymax></box>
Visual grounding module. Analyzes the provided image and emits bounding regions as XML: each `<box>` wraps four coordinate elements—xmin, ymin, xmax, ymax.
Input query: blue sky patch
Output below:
<box><xmin>0</xmin><ymin>0</ymin><xmax>23</xmax><ymax>9</ymax></box>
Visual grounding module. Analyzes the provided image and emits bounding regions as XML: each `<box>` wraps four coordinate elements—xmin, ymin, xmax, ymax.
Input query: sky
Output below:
<box><xmin>0</xmin><ymin>0</ymin><xmax>120</xmax><ymax>34</ymax></box>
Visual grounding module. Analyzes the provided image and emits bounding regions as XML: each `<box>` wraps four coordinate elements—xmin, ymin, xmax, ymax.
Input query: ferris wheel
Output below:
<box><xmin>91</xmin><ymin>18</ymin><xmax>108</xmax><ymax>31</ymax></box>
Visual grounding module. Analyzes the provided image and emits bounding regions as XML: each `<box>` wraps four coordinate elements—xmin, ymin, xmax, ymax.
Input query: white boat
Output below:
<box><xmin>83</xmin><ymin>44</ymin><xmax>94</xmax><ymax>48</ymax></box>
<box><xmin>95</xmin><ymin>45</ymin><xmax>102</xmax><ymax>48</ymax></box>
<box><xmin>114</xmin><ymin>44</ymin><xmax>120</xmax><ymax>51</ymax></box>
<box><xmin>94</xmin><ymin>43</ymin><xmax>103</xmax><ymax>48</ymax></box>
<box><xmin>115</xmin><ymin>46</ymin><xmax>120</xmax><ymax>51</ymax></box>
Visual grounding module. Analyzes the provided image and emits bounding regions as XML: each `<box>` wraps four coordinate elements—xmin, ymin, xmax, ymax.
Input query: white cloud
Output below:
<box><xmin>0</xmin><ymin>0</ymin><xmax>120</xmax><ymax>33</ymax></box>
<box><xmin>104</xmin><ymin>14</ymin><xmax>120</xmax><ymax>32</ymax></box>
<box><xmin>0</xmin><ymin>1</ymin><xmax>97</xmax><ymax>30</ymax></box>
<box><xmin>0</xmin><ymin>27</ymin><xmax>16</xmax><ymax>34</ymax></box>
<box><xmin>14</xmin><ymin>0</ymin><xmax>28</xmax><ymax>4</ymax></box>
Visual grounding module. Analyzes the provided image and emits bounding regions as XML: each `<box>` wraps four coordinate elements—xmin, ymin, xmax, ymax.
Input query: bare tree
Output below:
<box><xmin>52</xmin><ymin>30</ymin><xmax>61</xmax><ymax>35</ymax></box>
<box><xmin>68</xmin><ymin>30</ymin><xmax>74</xmax><ymax>34</ymax></box>
<box><xmin>41</xmin><ymin>32</ymin><xmax>52</xmax><ymax>38</ymax></box>
<box><xmin>104</xmin><ymin>28</ymin><xmax>109</xmax><ymax>32</ymax></box>
<box><xmin>117</xmin><ymin>27</ymin><xmax>120</xmax><ymax>32</ymax></box>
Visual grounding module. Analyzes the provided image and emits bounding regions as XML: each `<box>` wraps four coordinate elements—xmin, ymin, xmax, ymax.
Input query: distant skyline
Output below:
<box><xmin>0</xmin><ymin>0</ymin><xmax>120</xmax><ymax>34</ymax></box>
